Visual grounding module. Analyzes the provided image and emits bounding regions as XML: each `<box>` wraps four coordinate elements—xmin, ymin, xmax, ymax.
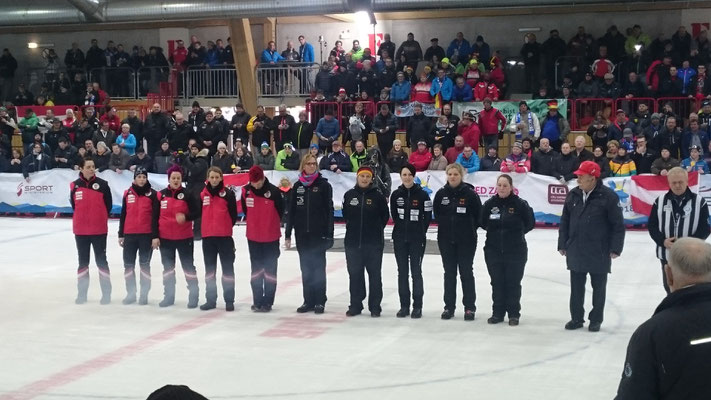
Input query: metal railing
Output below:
<box><xmin>89</xmin><ymin>67</ymin><xmax>137</xmax><ymax>99</ymax></box>
<box><xmin>256</xmin><ymin>62</ymin><xmax>319</xmax><ymax>97</ymax></box>
<box><xmin>185</xmin><ymin>66</ymin><xmax>239</xmax><ymax>98</ymax></box>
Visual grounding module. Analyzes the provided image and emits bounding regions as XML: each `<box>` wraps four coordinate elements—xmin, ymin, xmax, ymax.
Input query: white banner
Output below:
<box><xmin>4</xmin><ymin>169</ymin><xmax>706</xmax><ymax>225</ymax></box>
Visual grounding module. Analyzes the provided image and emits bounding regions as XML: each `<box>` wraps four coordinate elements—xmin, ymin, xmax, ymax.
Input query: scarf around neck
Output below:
<box><xmin>299</xmin><ymin>171</ymin><xmax>319</xmax><ymax>187</ymax></box>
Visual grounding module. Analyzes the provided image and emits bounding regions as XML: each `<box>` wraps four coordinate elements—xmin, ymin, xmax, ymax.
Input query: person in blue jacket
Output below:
<box><xmin>261</xmin><ymin>41</ymin><xmax>284</xmax><ymax>64</ymax></box>
<box><xmin>680</xmin><ymin>120</ymin><xmax>710</xmax><ymax>159</ymax></box>
<box><xmin>681</xmin><ymin>145</ymin><xmax>710</xmax><ymax>174</ymax></box>
<box><xmin>430</xmin><ymin>68</ymin><xmax>453</xmax><ymax>102</ymax></box>
<box><xmin>116</xmin><ymin>123</ymin><xmax>137</xmax><ymax>155</ymax></box>
<box><xmin>446</xmin><ymin>32</ymin><xmax>471</xmax><ymax>60</ymax></box>
<box><xmin>456</xmin><ymin>145</ymin><xmax>480</xmax><ymax>173</ymax></box>
<box><xmin>390</xmin><ymin>72</ymin><xmax>411</xmax><ymax>103</ymax></box>
<box><xmin>451</xmin><ymin>76</ymin><xmax>473</xmax><ymax>102</ymax></box>
<box><xmin>315</xmin><ymin>110</ymin><xmax>341</xmax><ymax>152</ymax></box>
<box><xmin>298</xmin><ymin>36</ymin><xmax>315</xmax><ymax>63</ymax></box>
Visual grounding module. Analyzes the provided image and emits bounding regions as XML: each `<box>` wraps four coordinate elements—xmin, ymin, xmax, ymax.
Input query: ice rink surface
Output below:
<box><xmin>0</xmin><ymin>217</ymin><xmax>672</xmax><ymax>400</ymax></box>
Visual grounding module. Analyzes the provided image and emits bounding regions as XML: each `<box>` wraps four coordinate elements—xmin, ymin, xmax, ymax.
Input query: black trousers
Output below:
<box><xmin>296</xmin><ymin>235</ymin><xmax>328</xmax><ymax>307</ymax></box>
<box><xmin>345</xmin><ymin>244</ymin><xmax>384</xmax><ymax>312</ymax></box>
<box><xmin>159</xmin><ymin>238</ymin><xmax>198</xmax><ymax>298</ymax></box>
<box><xmin>569</xmin><ymin>270</ymin><xmax>608</xmax><ymax>323</ymax></box>
<box><xmin>660</xmin><ymin>259</ymin><xmax>670</xmax><ymax>294</ymax></box>
<box><xmin>75</xmin><ymin>234</ymin><xmax>111</xmax><ymax>297</ymax></box>
<box><xmin>248</xmin><ymin>240</ymin><xmax>280</xmax><ymax>307</ymax></box>
<box><xmin>202</xmin><ymin>237</ymin><xmax>236</xmax><ymax>304</ymax></box>
<box><xmin>485</xmin><ymin>251</ymin><xmax>527</xmax><ymax>319</ymax></box>
<box><xmin>122</xmin><ymin>234</ymin><xmax>153</xmax><ymax>296</ymax></box>
<box><xmin>438</xmin><ymin>240</ymin><xmax>476</xmax><ymax>312</ymax></box>
<box><xmin>394</xmin><ymin>239</ymin><xmax>426</xmax><ymax>309</ymax></box>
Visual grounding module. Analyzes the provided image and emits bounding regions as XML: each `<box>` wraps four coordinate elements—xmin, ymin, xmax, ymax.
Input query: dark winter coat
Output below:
<box><xmin>615</xmin><ymin>283</ymin><xmax>711</xmax><ymax>400</ymax></box>
<box><xmin>531</xmin><ymin>148</ymin><xmax>559</xmax><ymax>177</ymax></box>
<box><xmin>342</xmin><ymin>184</ymin><xmax>390</xmax><ymax>248</ymax></box>
<box><xmin>390</xmin><ymin>184</ymin><xmax>432</xmax><ymax>243</ymax></box>
<box><xmin>555</xmin><ymin>152</ymin><xmax>580</xmax><ymax>181</ymax></box>
<box><xmin>558</xmin><ymin>180</ymin><xmax>625</xmax><ymax>274</ymax></box>
<box><xmin>433</xmin><ymin>182</ymin><xmax>482</xmax><ymax>244</ymax></box>
<box><xmin>285</xmin><ymin>174</ymin><xmax>335</xmax><ymax>244</ymax></box>
<box><xmin>293</xmin><ymin>121</ymin><xmax>315</xmax><ymax>150</ymax></box>
<box><xmin>406</xmin><ymin>113</ymin><xmax>432</xmax><ymax>146</ymax></box>
<box><xmin>480</xmin><ymin>194</ymin><xmax>535</xmax><ymax>256</ymax></box>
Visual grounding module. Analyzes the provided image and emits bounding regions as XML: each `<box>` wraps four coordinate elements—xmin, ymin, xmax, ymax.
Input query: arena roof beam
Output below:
<box><xmin>66</xmin><ymin>0</ymin><xmax>105</xmax><ymax>23</ymax></box>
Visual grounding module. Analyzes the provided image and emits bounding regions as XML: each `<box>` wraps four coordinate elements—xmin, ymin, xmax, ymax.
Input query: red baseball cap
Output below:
<box><xmin>573</xmin><ymin>160</ymin><xmax>601</xmax><ymax>178</ymax></box>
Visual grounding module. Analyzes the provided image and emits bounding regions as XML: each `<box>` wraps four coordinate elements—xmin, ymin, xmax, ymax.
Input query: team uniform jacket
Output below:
<box><xmin>70</xmin><ymin>174</ymin><xmax>112</xmax><ymax>235</ymax></box>
<box><xmin>285</xmin><ymin>174</ymin><xmax>334</xmax><ymax>241</ymax></box>
<box><xmin>118</xmin><ymin>183</ymin><xmax>160</xmax><ymax>238</ymax></box>
<box><xmin>647</xmin><ymin>188</ymin><xmax>710</xmax><ymax>261</ymax></box>
<box><xmin>341</xmin><ymin>185</ymin><xmax>390</xmax><ymax>248</ymax></box>
<box><xmin>241</xmin><ymin>179</ymin><xmax>284</xmax><ymax>243</ymax></box>
<box><xmin>200</xmin><ymin>182</ymin><xmax>238</xmax><ymax>238</ymax></box>
<box><xmin>480</xmin><ymin>194</ymin><xmax>535</xmax><ymax>255</ymax></box>
<box><xmin>433</xmin><ymin>183</ymin><xmax>482</xmax><ymax>244</ymax></box>
<box><xmin>390</xmin><ymin>184</ymin><xmax>432</xmax><ymax>243</ymax></box>
<box><xmin>157</xmin><ymin>186</ymin><xmax>200</xmax><ymax>241</ymax></box>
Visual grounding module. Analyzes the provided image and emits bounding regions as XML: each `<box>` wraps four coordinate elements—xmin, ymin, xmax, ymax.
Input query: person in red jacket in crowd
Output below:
<box><xmin>100</xmin><ymin>106</ymin><xmax>121</xmax><ymax>133</ymax></box>
<box><xmin>411</xmin><ymin>73</ymin><xmax>433</xmax><ymax>103</ymax></box>
<box><xmin>478</xmin><ymin>98</ymin><xmax>507</xmax><ymax>150</ymax></box>
<box><xmin>70</xmin><ymin>157</ymin><xmax>113</xmax><ymax>305</ymax></box>
<box><xmin>118</xmin><ymin>166</ymin><xmax>160</xmax><ymax>305</ymax></box>
<box><xmin>157</xmin><ymin>165</ymin><xmax>200</xmax><ymax>308</ymax></box>
<box><xmin>500</xmin><ymin>141</ymin><xmax>531</xmax><ymax>173</ymax></box>
<box><xmin>489</xmin><ymin>56</ymin><xmax>505</xmax><ymax>90</ymax></box>
<box><xmin>241</xmin><ymin>166</ymin><xmax>285</xmax><ymax>313</ymax></box>
<box><xmin>458</xmin><ymin>112</ymin><xmax>481</xmax><ymax>151</ymax></box>
<box><xmin>445</xmin><ymin>135</ymin><xmax>465</xmax><ymax>164</ymax></box>
<box><xmin>408</xmin><ymin>140</ymin><xmax>433</xmax><ymax>171</ymax></box>
<box><xmin>199</xmin><ymin>166</ymin><xmax>238</xmax><ymax>311</ymax></box>
<box><xmin>473</xmin><ymin>72</ymin><xmax>501</xmax><ymax>101</ymax></box>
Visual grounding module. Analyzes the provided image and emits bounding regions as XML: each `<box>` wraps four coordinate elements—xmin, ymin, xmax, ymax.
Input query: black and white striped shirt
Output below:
<box><xmin>648</xmin><ymin>189</ymin><xmax>710</xmax><ymax>261</ymax></box>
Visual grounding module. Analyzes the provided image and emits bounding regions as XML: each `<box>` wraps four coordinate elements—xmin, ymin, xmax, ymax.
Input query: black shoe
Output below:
<box><xmin>509</xmin><ymin>318</ymin><xmax>520</xmax><ymax>326</ymax></box>
<box><xmin>565</xmin><ymin>320</ymin><xmax>585</xmax><ymax>330</ymax></box>
<box><xmin>396</xmin><ymin>308</ymin><xmax>410</xmax><ymax>318</ymax></box>
<box><xmin>158</xmin><ymin>297</ymin><xmax>174</xmax><ymax>308</ymax></box>
<box><xmin>296</xmin><ymin>304</ymin><xmax>314</xmax><ymax>313</ymax></box>
<box><xmin>100</xmin><ymin>295</ymin><xmax>111</xmax><ymax>305</ymax></box>
<box><xmin>75</xmin><ymin>296</ymin><xmax>87</xmax><ymax>305</ymax></box>
<box><xmin>487</xmin><ymin>316</ymin><xmax>504</xmax><ymax>324</ymax></box>
<box><xmin>370</xmin><ymin>310</ymin><xmax>381</xmax><ymax>318</ymax></box>
<box><xmin>411</xmin><ymin>308</ymin><xmax>422</xmax><ymax>319</ymax></box>
<box><xmin>441</xmin><ymin>309</ymin><xmax>454</xmax><ymax>320</ymax></box>
<box><xmin>251</xmin><ymin>304</ymin><xmax>261</xmax><ymax>312</ymax></box>
<box><xmin>226</xmin><ymin>303</ymin><xmax>235</xmax><ymax>312</ymax></box>
<box><xmin>346</xmin><ymin>307</ymin><xmax>362</xmax><ymax>317</ymax></box>
<box><xmin>187</xmin><ymin>299</ymin><xmax>198</xmax><ymax>309</ymax></box>
<box><xmin>138</xmin><ymin>294</ymin><xmax>148</xmax><ymax>305</ymax></box>
<box><xmin>314</xmin><ymin>304</ymin><xmax>325</xmax><ymax>314</ymax></box>
<box><xmin>261</xmin><ymin>305</ymin><xmax>272</xmax><ymax>312</ymax></box>
<box><xmin>200</xmin><ymin>302</ymin><xmax>216</xmax><ymax>311</ymax></box>
<box><xmin>122</xmin><ymin>293</ymin><xmax>136</xmax><ymax>305</ymax></box>
<box><xmin>464</xmin><ymin>310</ymin><xmax>475</xmax><ymax>321</ymax></box>
<box><xmin>588</xmin><ymin>322</ymin><xmax>601</xmax><ymax>332</ymax></box>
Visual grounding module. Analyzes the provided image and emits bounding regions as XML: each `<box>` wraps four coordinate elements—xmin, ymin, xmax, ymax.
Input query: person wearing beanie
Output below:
<box><xmin>275</xmin><ymin>142</ymin><xmax>301</xmax><ymax>171</ymax></box>
<box><xmin>510</xmin><ymin>101</ymin><xmax>540</xmax><ymax>141</ymax></box>
<box><xmin>211</xmin><ymin>140</ymin><xmax>235</xmax><ymax>174</ymax></box>
<box><xmin>390</xmin><ymin>163</ymin><xmax>432</xmax><ymax>318</ymax></box>
<box><xmin>70</xmin><ymin>157</ymin><xmax>114</xmax><ymax>304</ymax></box>
<box><xmin>199</xmin><ymin>166</ymin><xmax>238</xmax><ymax>311</ymax></box>
<box><xmin>152</xmin><ymin>139</ymin><xmax>172</xmax><ymax>174</ymax></box>
<box><xmin>254</xmin><ymin>141</ymin><xmax>276</xmax><ymax>171</ymax></box>
<box><xmin>501</xmin><ymin>141</ymin><xmax>531</xmax><ymax>173</ymax></box>
<box><xmin>241</xmin><ymin>165</ymin><xmax>285</xmax><ymax>312</ymax></box>
<box><xmin>342</xmin><ymin>165</ymin><xmax>390</xmax><ymax>317</ymax></box>
<box><xmin>118</xmin><ymin>166</ymin><xmax>160</xmax><ymax>305</ymax></box>
<box><xmin>285</xmin><ymin>154</ymin><xmax>335</xmax><ymax>315</ymax></box>
<box><xmin>156</xmin><ymin>165</ymin><xmax>201</xmax><ymax>308</ymax></box>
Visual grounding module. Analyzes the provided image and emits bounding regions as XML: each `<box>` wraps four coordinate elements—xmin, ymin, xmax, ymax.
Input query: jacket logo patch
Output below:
<box><xmin>509</xmin><ymin>208</ymin><xmax>515</xmax><ymax>214</ymax></box>
<box><xmin>246</xmin><ymin>198</ymin><xmax>255</xmax><ymax>208</ymax></box>
<box><xmin>459</xmin><ymin>198</ymin><xmax>466</xmax><ymax>205</ymax></box>
<box><xmin>624</xmin><ymin>362</ymin><xmax>632</xmax><ymax>378</ymax></box>
<box><xmin>203</xmin><ymin>196</ymin><xmax>210</xmax><ymax>206</ymax></box>
<box><xmin>75</xmin><ymin>191</ymin><xmax>83</xmax><ymax>201</ymax></box>
<box><xmin>92</xmin><ymin>183</ymin><xmax>100</xmax><ymax>190</ymax></box>
<box><xmin>412</xmin><ymin>199</ymin><xmax>419</xmax><ymax>206</ymax></box>
<box><xmin>312</xmin><ymin>187</ymin><xmax>319</xmax><ymax>192</ymax></box>
<box><xmin>424</xmin><ymin>200</ymin><xmax>432</xmax><ymax>212</ymax></box>
<box><xmin>146</xmin><ymin>190</ymin><xmax>152</xmax><ymax>196</ymax></box>
<box><xmin>350</xmin><ymin>197</ymin><xmax>359</xmax><ymax>206</ymax></box>
<box><xmin>219</xmin><ymin>191</ymin><xmax>226</xmax><ymax>198</ymax></box>
<box><xmin>127</xmin><ymin>194</ymin><xmax>136</xmax><ymax>203</ymax></box>
<box><xmin>177</xmin><ymin>193</ymin><xmax>184</xmax><ymax>200</ymax></box>
<box><xmin>441</xmin><ymin>197</ymin><xmax>450</xmax><ymax>205</ymax></box>
<box><xmin>491</xmin><ymin>207</ymin><xmax>500</xmax><ymax>214</ymax></box>
<box><xmin>296</xmin><ymin>197</ymin><xmax>304</xmax><ymax>206</ymax></box>
<box><xmin>264</xmin><ymin>191</ymin><xmax>271</xmax><ymax>198</ymax></box>
<box><xmin>366</xmin><ymin>199</ymin><xmax>372</xmax><ymax>205</ymax></box>
<box><xmin>161</xmin><ymin>200</ymin><xmax>168</xmax><ymax>209</ymax></box>
<box><xmin>297</xmin><ymin>186</ymin><xmax>305</xmax><ymax>194</ymax></box>
<box><xmin>396</xmin><ymin>197</ymin><xmax>404</xmax><ymax>206</ymax></box>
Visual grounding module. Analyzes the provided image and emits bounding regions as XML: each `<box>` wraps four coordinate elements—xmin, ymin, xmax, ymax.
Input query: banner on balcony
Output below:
<box><xmin>452</xmin><ymin>99</ymin><xmax>568</xmax><ymax>123</ymax></box>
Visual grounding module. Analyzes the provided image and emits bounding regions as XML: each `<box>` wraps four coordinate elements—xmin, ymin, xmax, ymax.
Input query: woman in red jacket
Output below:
<box><xmin>241</xmin><ymin>166</ymin><xmax>284</xmax><ymax>312</ymax></box>
<box><xmin>70</xmin><ymin>157</ymin><xmax>113</xmax><ymax>304</ymax></box>
<box><xmin>199</xmin><ymin>166</ymin><xmax>238</xmax><ymax>311</ymax></box>
<box><xmin>118</xmin><ymin>166</ymin><xmax>160</xmax><ymax>305</ymax></box>
<box><xmin>157</xmin><ymin>165</ymin><xmax>200</xmax><ymax>308</ymax></box>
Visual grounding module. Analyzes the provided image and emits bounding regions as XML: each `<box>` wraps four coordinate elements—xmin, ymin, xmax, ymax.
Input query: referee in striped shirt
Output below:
<box><xmin>648</xmin><ymin>167</ymin><xmax>710</xmax><ymax>293</ymax></box>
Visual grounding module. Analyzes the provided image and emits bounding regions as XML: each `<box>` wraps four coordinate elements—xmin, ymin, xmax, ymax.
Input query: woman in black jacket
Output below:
<box><xmin>232</xmin><ymin>146</ymin><xmax>253</xmax><ymax>172</ymax></box>
<box><xmin>592</xmin><ymin>145</ymin><xmax>611</xmax><ymax>178</ymax></box>
<box><xmin>342</xmin><ymin>166</ymin><xmax>390</xmax><ymax>317</ymax></box>
<box><xmin>211</xmin><ymin>141</ymin><xmax>235</xmax><ymax>174</ymax></box>
<box><xmin>433</xmin><ymin>163</ymin><xmax>482</xmax><ymax>321</ymax></box>
<box><xmin>285</xmin><ymin>154</ymin><xmax>334</xmax><ymax>314</ymax></box>
<box><xmin>293</xmin><ymin>111</ymin><xmax>315</xmax><ymax>156</ymax></box>
<box><xmin>480</xmin><ymin>174</ymin><xmax>535</xmax><ymax>326</ymax></box>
